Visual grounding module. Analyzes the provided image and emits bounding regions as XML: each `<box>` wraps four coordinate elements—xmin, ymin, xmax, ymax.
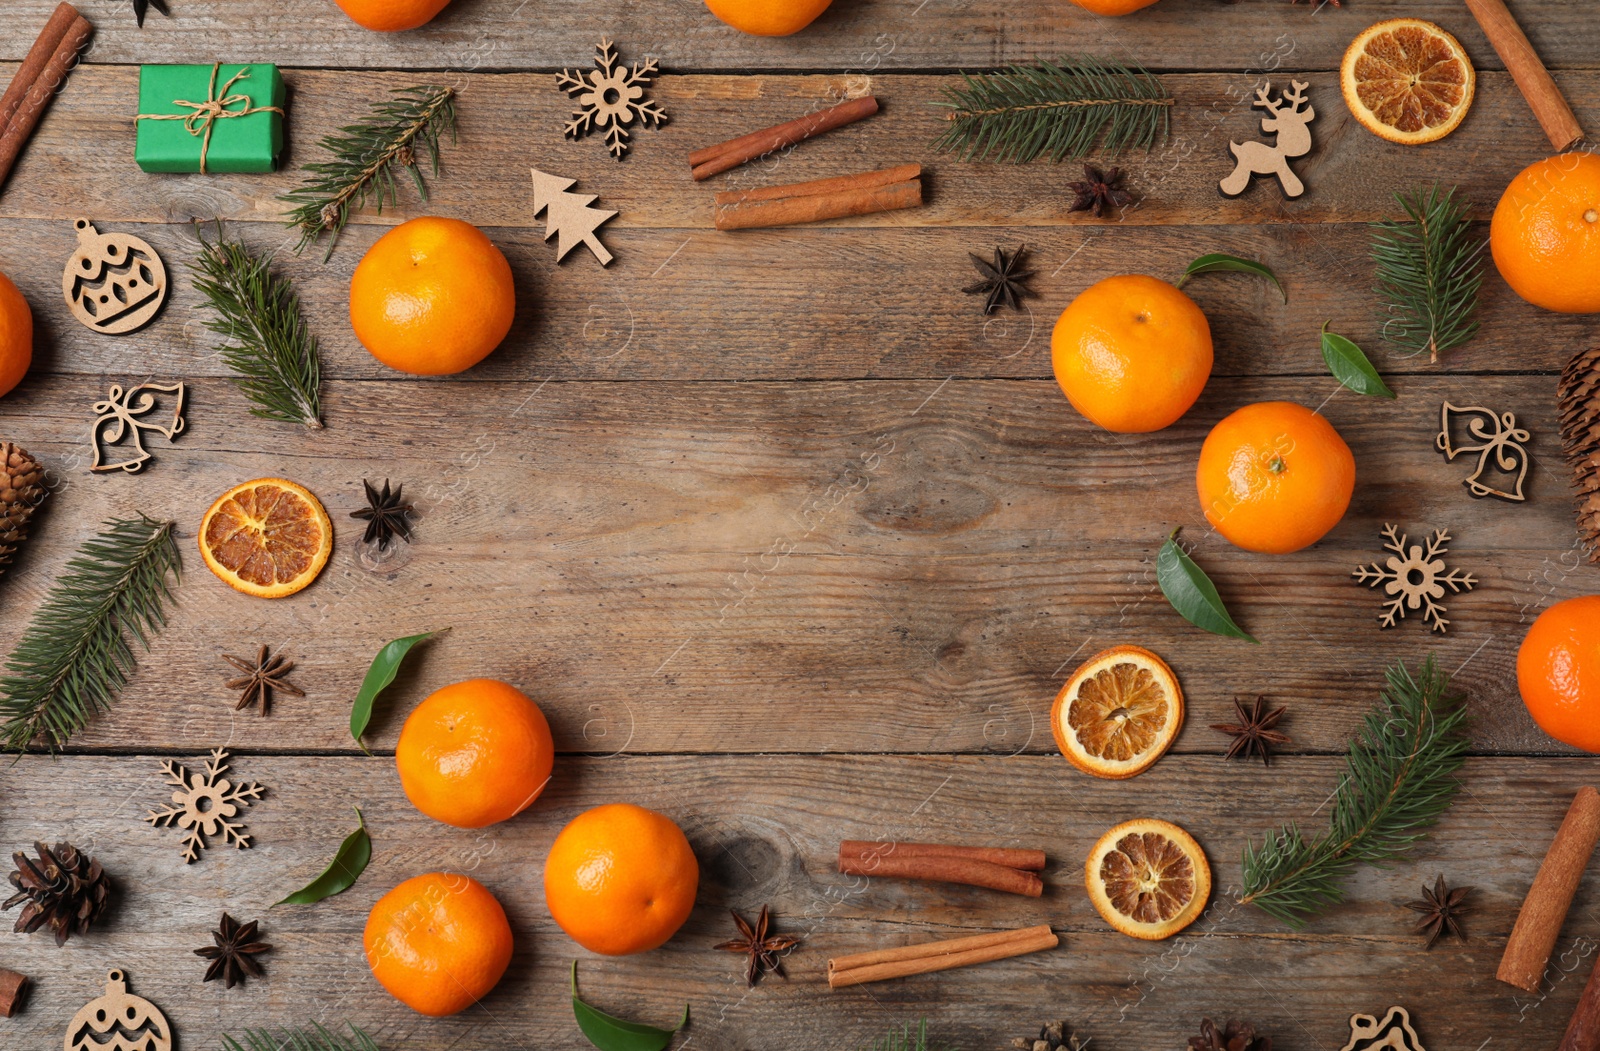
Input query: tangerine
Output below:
<box><xmin>1517</xmin><ymin>595</ymin><xmax>1600</xmax><ymax>752</ymax></box>
<box><xmin>396</xmin><ymin>678</ymin><xmax>555</xmax><ymax>828</ymax></box>
<box><xmin>1491</xmin><ymin>152</ymin><xmax>1600</xmax><ymax>314</ymax></box>
<box><xmin>333</xmin><ymin>0</ymin><xmax>453</xmax><ymax>31</ymax></box>
<box><xmin>1051</xmin><ymin>275</ymin><xmax>1212</xmax><ymax>433</ymax></box>
<box><xmin>350</xmin><ymin>217</ymin><xmax>515</xmax><ymax>375</ymax></box>
<box><xmin>0</xmin><ymin>270</ymin><xmax>32</xmax><ymax>400</ymax></box>
<box><xmin>704</xmin><ymin>0</ymin><xmax>833</xmax><ymax>35</ymax></box>
<box><xmin>544</xmin><ymin>803</ymin><xmax>698</xmax><ymax>956</ymax></box>
<box><xmin>364</xmin><ymin>872</ymin><xmax>513</xmax><ymax>1016</ymax></box>
<box><xmin>1068</xmin><ymin>0</ymin><xmax>1161</xmax><ymax>13</ymax></box>
<box><xmin>1196</xmin><ymin>401</ymin><xmax>1355</xmax><ymax>554</ymax></box>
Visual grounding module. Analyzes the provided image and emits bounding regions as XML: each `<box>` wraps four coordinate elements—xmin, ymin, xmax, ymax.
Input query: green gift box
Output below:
<box><xmin>135</xmin><ymin>63</ymin><xmax>285</xmax><ymax>174</ymax></box>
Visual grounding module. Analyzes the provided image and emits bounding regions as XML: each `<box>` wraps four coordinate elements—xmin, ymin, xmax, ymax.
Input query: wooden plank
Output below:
<box><xmin>1</xmin><ymin>0</ymin><xmax>1593</xmax><ymax>72</ymax></box>
<box><xmin>0</xmin><ymin>374</ymin><xmax>1589</xmax><ymax>757</ymax></box>
<box><xmin>1</xmin><ymin>67</ymin><xmax>1592</xmax><ymax>231</ymax></box>
<box><xmin>0</xmin><ymin>752</ymin><xmax>1596</xmax><ymax>1049</ymax></box>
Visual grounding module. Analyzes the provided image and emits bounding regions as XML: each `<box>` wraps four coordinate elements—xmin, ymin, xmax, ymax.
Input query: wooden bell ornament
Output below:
<box><xmin>62</xmin><ymin>219</ymin><xmax>168</xmax><ymax>335</ymax></box>
<box><xmin>63</xmin><ymin>969</ymin><xmax>172</xmax><ymax>1051</ymax></box>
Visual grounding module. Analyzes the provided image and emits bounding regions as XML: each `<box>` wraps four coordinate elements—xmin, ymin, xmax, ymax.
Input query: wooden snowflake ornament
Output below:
<box><xmin>1339</xmin><ymin>1007</ymin><xmax>1425</xmax><ymax>1051</ymax></box>
<box><xmin>145</xmin><ymin>748</ymin><xmax>264</xmax><ymax>863</ymax></box>
<box><xmin>557</xmin><ymin>38</ymin><xmax>667</xmax><ymax>160</ymax></box>
<box><xmin>1352</xmin><ymin>524</ymin><xmax>1477</xmax><ymax>633</ymax></box>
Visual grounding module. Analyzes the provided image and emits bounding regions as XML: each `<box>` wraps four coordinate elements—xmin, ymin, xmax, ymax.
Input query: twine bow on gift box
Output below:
<box><xmin>134</xmin><ymin>62</ymin><xmax>283</xmax><ymax>174</ymax></box>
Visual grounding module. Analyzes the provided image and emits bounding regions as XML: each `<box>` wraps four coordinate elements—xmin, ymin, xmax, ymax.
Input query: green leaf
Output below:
<box><xmin>1156</xmin><ymin>529</ymin><xmax>1258</xmax><ymax>643</ymax></box>
<box><xmin>275</xmin><ymin>808</ymin><xmax>371</xmax><ymax>906</ymax></box>
<box><xmin>1175</xmin><ymin>253</ymin><xmax>1287</xmax><ymax>303</ymax></box>
<box><xmin>349</xmin><ymin>629</ymin><xmax>446</xmax><ymax>751</ymax></box>
<box><xmin>1320</xmin><ymin>322</ymin><xmax>1395</xmax><ymax>398</ymax></box>
<box><xmin>571</xmin><ymin>961</ymin><xmax>688</xmax><ymax>1051</ymax></box>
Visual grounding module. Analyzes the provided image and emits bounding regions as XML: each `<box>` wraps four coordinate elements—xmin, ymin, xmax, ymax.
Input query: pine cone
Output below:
<box><xmin>1560</xmin><ymin>346</ymin><xmax>1600</xmax><ymax>563</ymax></box>
<box><xmin>0</xmin><ymin>441</ymin><xmax>45</xmax><ymax>579</ymax></box>
<box><xmin>1188</xmin><ymin>1019</ymin><xmax>1272</xmax><ymax>1051</ymax></box>
<box><xmin>1011</xmin><ymin>1021</ymin><xmax>1086</xmax><ymax>1051</ymax></box>
<box><xmin>3</xmin><ymin>842</ymin><xmax>112</xmax><ymax>946</ymax></box>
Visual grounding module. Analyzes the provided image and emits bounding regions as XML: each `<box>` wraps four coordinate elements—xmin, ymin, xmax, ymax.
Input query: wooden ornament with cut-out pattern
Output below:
<box><xmin>62</xmin><ymin>219</ymin><xmax>168</xmax><ymax>335</ymax></box>
<box><xmin>64</xmin><ymin>969</ymin><xmax>172</xmax><ymax>1051</ymax></box>
<box><xmin>1340</xmin><ymin>1006</ymin><xmax>1425</xmax><ymax>1051</ymax></box>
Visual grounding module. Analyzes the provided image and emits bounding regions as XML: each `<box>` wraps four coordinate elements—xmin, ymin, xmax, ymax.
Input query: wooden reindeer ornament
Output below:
<box><xmin>1220</xmin><ymin>80</ymin><xmax>1316</xmax><ymax>200</ymax></box>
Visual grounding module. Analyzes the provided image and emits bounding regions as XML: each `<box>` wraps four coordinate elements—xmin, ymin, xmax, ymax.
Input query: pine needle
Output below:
<box><xmin>0</xmin><ymin>515</ymin><xmax>180</xmax><ymax>754</ymax></box>
<box><xmin>220</xmin><ymin>1024</ymin><xmax>379</xmax><ymax>1051</ymax></box>
<box><xmin>1371</xmin><ymin>184</ymin><xmax>1485</xmax><ymax>363</ymax></box>
<box><xmin>864</xmin><ymin>1020</ymin><xmax>944</xmax><ymax>1051</ymax></box>
<box><xmin>933</xmin><ymin>57</ymin><xmax>1172</xmax><ymax>164</ymax></box>
<box><xmin>1239</xmin><ymin>657</ymin><xmax>1470</xmax><ymax>927</ymax></box>
<box><xmin>280</xmin><ymin>85</ymin><xmax>456</xmax><ymax>259</ymax></box>
<box><xmin>192</xmin><ymin>227</ymin><xmax>325</xmax><ymax>429</ymax></box>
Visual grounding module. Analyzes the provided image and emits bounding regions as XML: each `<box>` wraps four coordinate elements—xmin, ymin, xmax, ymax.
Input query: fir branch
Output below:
<box><xmin>280</xmin><ymin>85</ymin><xmax>456</xmax><ymax>259</ymax></box>
<box><xmin>863</xmin><ymin>1020</ymin><xmax>947</xmax><ymax>1051</ymax></box>
<box><xmin>1239</xmin><ymin>657</ymin><xmax>1470</xmax><ymax>927</ymax></box>
<box><xmin>0</xmin><ymin>515</ymin><xmax>180</xmax><ymax>754</ymax></box>
<box><xmin>221</xmin><ymin>1024</ymin><xmax>379</xmax><ymax>1051</ymax></box>
<box><xmin>193</xmin><ymin>228</ymin><xmax>325</xmax><ymax>429</ymax></box>
<box><xmin>1371</xmin><ymin>184</ymin><xmax>1485</xmax><ymax>364</ymax></box>
<box><xmin>933</xmin><ymin>57</ymin><xmax>1172</xmax><ymax>164</ymax></box>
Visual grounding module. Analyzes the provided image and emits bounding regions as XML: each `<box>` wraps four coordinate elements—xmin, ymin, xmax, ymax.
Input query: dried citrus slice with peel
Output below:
<box><xmin>1051</xmin><ymin>645</ymin><xmax>1183</xmax><ymax>779</ymax></box>
<box><xmin>1340</xmin><ymin>19</ymin><xmax>1474</xmax><ymax>145</ymax></box>
<box><xmin>1085</xmin><ymin>818</ymin><xmax>1210</xmax><ymax>940</ymax></box>
<box><xmin>199</xmin><ymin>478</ymin><xmax>332</xmax><ymax>598</ymax></box>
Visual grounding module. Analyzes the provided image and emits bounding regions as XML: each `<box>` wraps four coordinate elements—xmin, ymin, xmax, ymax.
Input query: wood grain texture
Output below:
<box><xmin>0</xmin><ymin>374</ymin><xmax>1591</xmax><ymax>757</ymax></box>
<box><xmin>1</xmin><ymin>753</ymin><xmax>1599</xmax><ymax>1049</ymax></box>
<box><xmin>2</xmin><ymin>0</ymin><xmax>1595</xmax><ymax>71</ymax></box>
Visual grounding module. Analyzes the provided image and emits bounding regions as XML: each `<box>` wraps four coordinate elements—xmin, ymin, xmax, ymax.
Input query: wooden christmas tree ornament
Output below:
<box><xmin>1339</xmin><ymin>1007</ymin><xmax>1425</xmax><ymax>1051</ymax></box>
<box><xmin>1352</xmin><ymin>524</ymin><xmax>1477</xmax><ymax>633</ymax></box>
<box><xmin>89</xmin><ymin>382</ymin><xmax>186</xmax><ymax>473</ymax></box>
<box><xmin>145</xmin><ymin>747</ymin><xmax>264</xmax><ymax>863</ymax></box>
<box><xmin>62</xmin><ymin>219</ymin><xmax>167</xmax><ymax>334</ymax></box>
<box><xmin>1436</xmin><ymin>401</ymin><xmax>1531</xmax><ymax>502</ymax></box>
<box><xmin>64</xmin><ymin>970</ymin><xmax>171</xmax><ymax>1051</ymax></box>
<box><xmin>530</xmin><ymin>168</ymin><xmax>617</xmax><ymax>265</ymax></box>
<box><xmin>1219</xmin><ymin>81</ymin><xmax>1316</xmax><ymax>200</ymax></box>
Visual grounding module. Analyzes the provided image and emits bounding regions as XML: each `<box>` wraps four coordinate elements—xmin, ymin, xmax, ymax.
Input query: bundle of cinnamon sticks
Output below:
<box><xmin>0</xmin><ymin>3</ymin><xmax>94</xmax><ymax>195</ymax></box>
<box><xmin>713</xmin><ymin>163</ymin><xmax>922</xmax><ymax>232</ymax></box>
<box><xmin>828</xmin><ymin>924</ymin><xmax>1057</xmax><ymax>989</ymax></box>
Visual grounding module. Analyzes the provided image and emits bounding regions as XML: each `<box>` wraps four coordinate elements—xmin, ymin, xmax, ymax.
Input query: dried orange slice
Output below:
<box><xmin>199</xmin><ymin>478</ymin><xmax>332</xmax><ymax>598</ymax></box>
<box><xmin>1085</xmin><ymin>818</ymin><xmax>1210</xmax><ymax>940</ymax></box>
<box><xmin>1050</xmin><ymin>645</ymin><xmax>1182</xmax><ymax>779</ymax></box>
<box><xmin>1340</xmin><ymin>19</ymin><xmax>1474</xmax><ymax>145</ymax></box>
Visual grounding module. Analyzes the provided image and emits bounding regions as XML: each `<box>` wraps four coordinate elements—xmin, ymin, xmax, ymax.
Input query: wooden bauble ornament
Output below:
<box><xmin>1340</xmin><ymin>1007</ymin><xmax>1425</xmax><ymax>1051</ymax></box>
<box><xmin>1219</xmin><ymin>80</ymin><xmax>1316</xmax><ymax>200</ymax></box>
<box><xmin>64</xmin><ymin>970</ymin><xmax>172</xmax><ymax>1051</ymax></box>
<box><xmin>1436</xmin><ymin>401</ymin><xmax>1531</xmax><ymax>502</ymax></box>
<box><xmin>62</xmin><ymin>219</ymin><xmax>168</xmax><ymax>335</ymax></box>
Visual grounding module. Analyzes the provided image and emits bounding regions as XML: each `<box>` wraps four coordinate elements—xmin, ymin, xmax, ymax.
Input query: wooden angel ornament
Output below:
<box><xmin>62</xmin><ymin>219</ymin><xmax>168</xmax><ymax>334</ymax></box>
<box><xmin>89</xmin><ymin>382</ymin><xmax>186</xmax><ymax>473</ymax></box>
<box><xmin>1220</xmin><ymin>80</ymin><xmax>1316</xmax><ymax>199</ymax></box>
<box><xmin>1436</xmin><ymin>401</ymin><xmax>1531</xmax><ymax>502</ymax></box>
<box><xmin>64</xmin><ymin>970</ymin><xmax>172</xmax><ymax>1051</ymax></box>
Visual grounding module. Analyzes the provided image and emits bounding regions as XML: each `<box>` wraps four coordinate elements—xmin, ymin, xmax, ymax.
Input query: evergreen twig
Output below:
<box><xmin>864</xmin><ymin>1020</ymin><xmax>944</xmax><ymax>1051</ymax></box>
<box><xmin>193</xmin><ymin>228</ymin><xmax>325</xmax><ymax>429</ymax></box>
<box><xmin>220</xmin><ymin>1024</ymin><xmax>379</xmax><ymax>1051</ymax></box>
<box><xmin>1371</xmin><ymin>184</ymin><xmax>1485</xmax><ymax>363</ymax></box>
<box><xmin>933</xmin><ymin>57</ymin><xmax>1172</xmax><ymax>164</ymax></box>
<box><xmin>280</xmin><ymin>85</ymin><xmax>456</xmax><ymax>259</ymax></box>
<box><xmin>0</xmin><ymin>516</ymin><xmax>180</xmax><ymax>754</ymax></box>
<box><xmin>1239</xmin><ymin>657</ymin><xmax>1470</xmax><ymax>927</ymax></box>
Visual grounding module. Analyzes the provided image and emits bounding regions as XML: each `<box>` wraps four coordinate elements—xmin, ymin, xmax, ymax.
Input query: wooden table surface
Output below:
<box><xmin>2</xmin><ymin>1</ymin><xmax>1599</xmax><ymax>1048</ymax></box>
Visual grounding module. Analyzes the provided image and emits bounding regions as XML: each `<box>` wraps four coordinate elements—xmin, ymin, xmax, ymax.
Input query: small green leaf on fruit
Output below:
<box><xmin>1320</xmin><ymin>322</ymin><xmax>1395</xmax><ymax>398</ymax></box>
<box><xmin>1176</xmin><ymin>253</ymin><xmax>1287</xmax><ymax>303</ymax></box>
<box><xmin>349</xmin><ymin>628</ymin><xmax>447</xmax><ymax>750</ymax></box>
<box><xmin>1156</xmin><ymin>529</ymin><xmax>1258</xmax><ymax>643</ymax></box>
<box><xmin>572</xmin><ymin>961</ymin><xmax>688</xmax><ymax>1051</ymax></box>
<box><xmin>275</xmin><ymin>808</ymin><xmax>371</xmax><ymax>906</ymax></box>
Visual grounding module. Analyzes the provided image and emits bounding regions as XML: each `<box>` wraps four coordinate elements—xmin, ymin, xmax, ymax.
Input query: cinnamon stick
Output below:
<box><xmin>838</xmin><ymin>841</ymin><xmax>1046</xmax><ymax>896</ymax></box>
<box><xmin>839</xmin><ymin>841</ymin><xmax>1046</xmax><ymax>871</ymax></box>
<box><xmin>689</xmin><ymin>95</ymin><xmax>880</xmax><ymax>181</ymax></box>
<box><xmin>0</xmin><ymin>966</ymin><xmax>29</xmax><ymax>1018</ymax></box>
<box><xmin>0</xmin><ymin>3</ymin><xmax>79</xmax><ymax>135</ymax></box>
<box><xmin>1560</xmin><ymin>957</ymin><xmax>1600</xmax><ymax>1051</ymax></box>
<box><xmin>827</xmin><ymin>924</ymin><xmax>1057</xmax><ymax>989</ymax></box>
<box><xmin>0</xmin><ymin>8</ymin><xmax>93</xmax><ymax>194</ymax></box>
<box><xmin>1498</xmin><ymin>786</ymin><xmax>1600</xmax><ymax>992</ymax></box>
<box><xmin>713</xmin><ymin>164</ymin><xmax>922</xmax><ymax>231</ymax></box>
<box><xmin>1462</xmin><ymin>0</ymin><xmax>1583</xmax><ymax>151</ymax></box>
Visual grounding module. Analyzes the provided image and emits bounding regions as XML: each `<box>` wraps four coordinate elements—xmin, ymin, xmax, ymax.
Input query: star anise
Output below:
<box><xmin>221</xmin><ymin>644</ymin><xmax>304</xmax><ymax>716</ymax></box>
<box><xmin>1404</xmin><ymin>874</ymin><xmax>1472</xmax><ymax>948</ymax></box>
<box><xmin>714</xmin><ymin>905</ymin><xmax>798</xmax><ymax>987</ymax></box>
<box><xmin>130</xmin><ymin>0</ymin><xmax>170</xmax><ymax>27</ymax></box>
<box><xmin>963</xmin><ymin>245</ymin><xmax>1036</xmax><ymax>315</ymax></box>
<box><xmin>195</xmin><ymin>913</ymin><xmax>271</xmax><ymax>988</ymax></box>
<box><xmin>351</xmin><ymin>479</ymin><xmax>415</xmax><ymax>551</ymax></box>
<box><xmin>1188</xmin><ymin>1019</ymin><xmax>1271</xmax><ymax>1051</ymax></box>
<box><xmin>1067</xmin><ymin>165</ymin><xmax>1134</xmax><ymax>218</ymax></box>
<box><xmin>1210</xmin><ymin>696</ymin><xmax>1291</xmax><ymax>766</ymax></box>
